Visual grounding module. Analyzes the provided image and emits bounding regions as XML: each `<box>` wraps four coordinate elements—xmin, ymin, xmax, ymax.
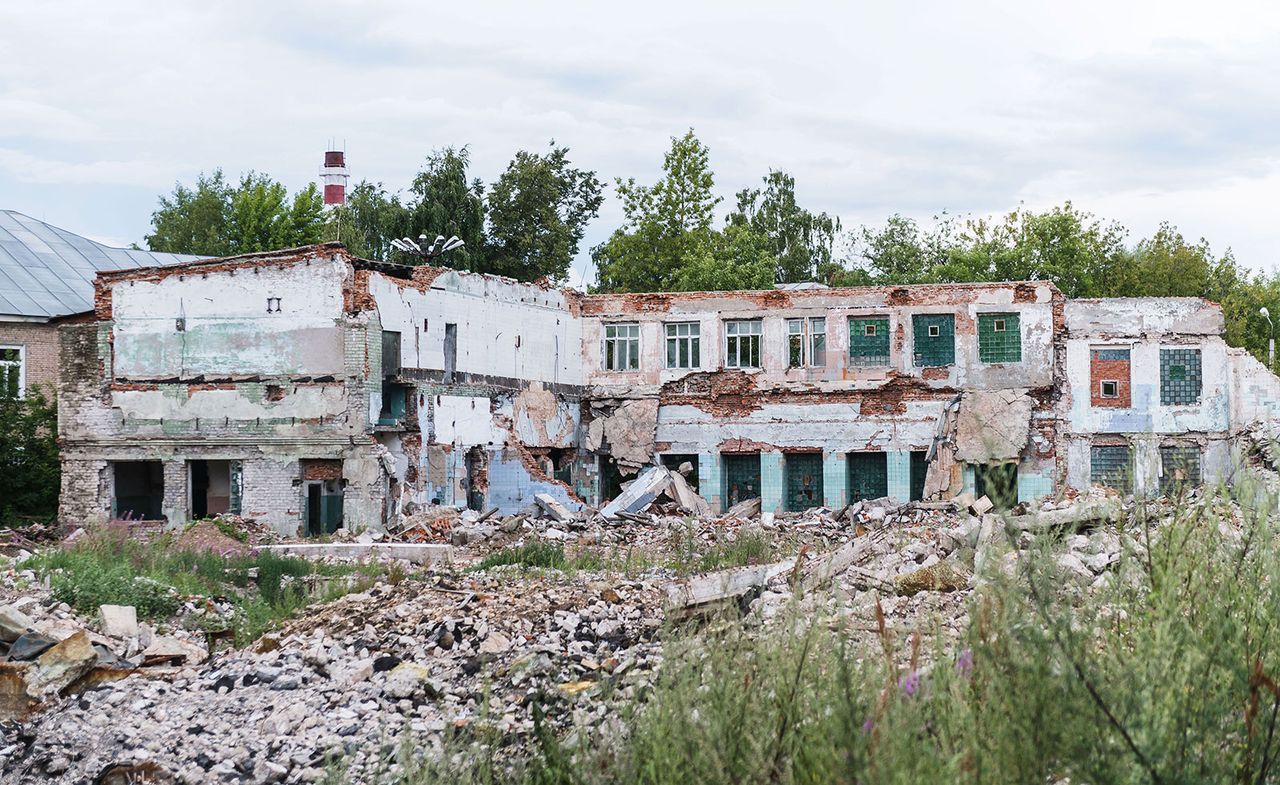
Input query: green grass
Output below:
<box><xmin>469</xmin><ymin>529</ymin><xmax>776</xmax><ymax>579</ymax></box>
<box><xmin>378</xmin><ymin>479</ymin><xmax>1280</xmax><ymax>785</ymax></box>
<box><xmin>29</xmin><ymin>531</ymin><xmax>388</xmax><ymax>644</ymax></box>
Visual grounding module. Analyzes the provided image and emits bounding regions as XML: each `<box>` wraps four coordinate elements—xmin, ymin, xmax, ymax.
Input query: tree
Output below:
<box><xmin>0</xmin><ymin>388</ymin><xmax>59</xmax><ymax>525</ymax></box>
<box><xmin>672</xmin><ymin>224</ymin><xmax>776</xmax><ymax>292</ymax></box>
<box><xmin>485</xmin><ymin>142</ymin><xmax>603</xmax><ymax>282</ymax></box>
<box><xmin>404</xmin><ymin>147</ymin><xmax>487</xmax><ymax>271</ymax></box>
<box><xmin>592</xmin><ymin>130</ymin><xmax>721</xmax><ymax>292</ymax></box>
<box><xmin>856</xmin><ymin>214</ymin><xmax>947</xmax><ymax>284</ymax></box>
<box><xmin>728</xmin><ymin>170</ymin><xmax>841</xmax><ymax>284</ymax></box>
<box><xmin>146</xmin><ymin>170</ymin><xmax>324</xmax><ymax>256</ymax></box>
<box><xmin>326</xmin><ymin>181</ymin><xmax>410</xmax><ymax>261</ymax></box>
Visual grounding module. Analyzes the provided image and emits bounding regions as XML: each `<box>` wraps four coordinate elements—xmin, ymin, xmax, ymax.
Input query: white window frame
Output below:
<box><xmin>786</xmin><ymin>317</ymin><xmax>827</xmax><ymax>368</ymax></box>
<box><xmin>603</xmin><ymin>323</ymin><xmax>640</xmax><ymax>371</ymax></box>
<box><xmin>724</xmin><ymin>319</ymin><xmax>763</xmax><ymax>369</ymax></box>
<box><xmin>0</xmin><ymin>345</ymin><xmax>25</xmax><ymax>398</ymax></box>
<box><xmin>1099</xmin><ymin>380</ymin><xmax>1119</xmax><ymax>399</ymax></box>
<box><xmin>928</xmin><ymin>324</ymin><xmax>941</xmax><ymax>338</ymax></box>
<box><xmin>665</xmin><ymin>322</ymin><xmax>700</xmax><ymax>369</ymax></box>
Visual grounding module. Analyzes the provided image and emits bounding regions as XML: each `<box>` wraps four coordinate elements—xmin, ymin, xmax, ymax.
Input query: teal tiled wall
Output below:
<box><xmin>887</xmin><ymin>451</ymin><xmax>912</xmax><ymax>501</ymax></box>
<box><xmin>1017</xmin><ymin>470</ymin><xmax>1054</xmax><ymax>503</ymax></box>
<box><xmin>699</xmin><ymin>453</ymin><xmax>720</xmax><ymax>511</ymax></box>
<box><xmin>761</xmin><ymin>452</ymin><xmax>784</xmax><ymax>513</ymax></box>
<box><xmin>823</xmin><ymin>452</ymin><xmax>846</xmax><ymax>509</ymax></box>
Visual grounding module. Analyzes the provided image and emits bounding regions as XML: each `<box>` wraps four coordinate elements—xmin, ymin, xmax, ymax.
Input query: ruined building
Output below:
<box><xmin>56</xmin><ymin>244</ymin><xmax>1280</xmax><ymax>535</ymax></box>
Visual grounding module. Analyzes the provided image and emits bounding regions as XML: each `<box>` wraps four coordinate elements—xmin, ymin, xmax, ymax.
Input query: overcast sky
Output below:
<box><xmin>3</xmin><ymin>0</ymin><xmax>1279</xmax><ymax>287</ymax></box>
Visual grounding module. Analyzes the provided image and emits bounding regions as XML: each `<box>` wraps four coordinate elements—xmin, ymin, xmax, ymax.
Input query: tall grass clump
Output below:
<box><xmin>387</xmin><ymin>482</ymin><xmax>1280</xmax><ymax>784</ymax></box>
<box><xmin>29</xmin><ymin>529</ymin><xmax>383</xmax><ymax>643</ymax></box>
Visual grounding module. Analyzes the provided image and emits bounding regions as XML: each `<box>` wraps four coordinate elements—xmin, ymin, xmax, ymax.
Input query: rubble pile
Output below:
<box><xmin>3</xmin><ymin>569</ymin><xmax>665</xmax><ymax>784</ymax></box>
<box><xmin>0</xmin><ymin>484</ymin><xmax>1225</xmax><ymax>784</ymax></box>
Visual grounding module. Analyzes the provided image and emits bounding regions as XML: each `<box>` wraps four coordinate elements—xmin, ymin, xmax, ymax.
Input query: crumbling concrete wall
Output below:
<box><xmin>1061</xmin><ymin>298</ymin><xmax>1235</xmax><ymax>495</ymax></box>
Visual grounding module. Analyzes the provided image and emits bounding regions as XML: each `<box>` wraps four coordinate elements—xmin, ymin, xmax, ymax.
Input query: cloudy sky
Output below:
<box><xmin>3</xmin><ymin>0</ymin><xmax>1279</xmax><ymax>286</ymax></box>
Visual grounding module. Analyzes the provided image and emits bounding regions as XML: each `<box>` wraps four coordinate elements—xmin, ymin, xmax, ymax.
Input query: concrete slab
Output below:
<box><xmin>258</xmin><ymin>543</ymin><xmax>452</xmax><ymax>565</ymax></box>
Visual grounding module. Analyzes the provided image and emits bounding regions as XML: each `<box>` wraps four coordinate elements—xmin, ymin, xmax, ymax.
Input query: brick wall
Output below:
<box><xmin>0</xmin><ymin>322</ymin><xmax>61</xmax><ymax>395</ymax></box>
<box><xmin>1090</xmin><ymin>348</ymin><xmax>1132</xmax><ymax>408</ymax></box>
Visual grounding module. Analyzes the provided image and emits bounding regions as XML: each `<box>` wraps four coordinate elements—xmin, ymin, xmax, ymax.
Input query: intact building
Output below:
<box><xmin>56</xmin><ymin>244</ymin><xmax>1280</xmax><ymax>534</ymax></box>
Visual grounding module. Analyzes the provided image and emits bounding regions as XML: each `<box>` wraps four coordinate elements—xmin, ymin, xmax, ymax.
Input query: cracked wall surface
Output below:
<box><xmin>57</xmin><ymin>246</ymin><xmax>1280</xmax><ymax>531</ymax></box>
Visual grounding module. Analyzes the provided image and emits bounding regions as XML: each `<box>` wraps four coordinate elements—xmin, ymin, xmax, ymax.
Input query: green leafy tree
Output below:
<box><xmin>0</xmin><ymin>388</ymin><xmax>59</xmax><ymax>525</ymax></box>
<box><xmin>404</xmin><ymin>147</ymin><xmax>487</xmax><ymax>271</ymax></box>
<box><xmin>485</xmin><ymin>142</ymin><xmax>604</xmax><ymax>282</ymax></box>
<box><xmin>592</xmin><ymin>130</ymin><xmax>721</xmax><ymax>292</ymax></box>
<box><xmin>146</xmin><ymin>169</ymin><xmax>325</xmax><ymax>256</ymax></box>
<box><xmin>326</xmin><ymin>180</ymin><xmax>410</xmax><ymax>261</ymax></box>
<box><xmin>728</xmin><ymin>170</ymin><xmax>841</xmax><ymax>284</ymax></box>
<box><xmin>856</xmin><ymin>214</ymin><xmax>948</xmax><ymax>284</ymax></box>
<box><xmin>672</xmin><ymin>224</ymin><xmax>776</xmax><ymax>292</ymax></box>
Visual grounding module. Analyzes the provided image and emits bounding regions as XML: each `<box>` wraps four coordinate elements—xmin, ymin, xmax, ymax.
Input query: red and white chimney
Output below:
<box><xmin>319</xmin><ymin>147</ymin><xmax>348</xmax><ymax>205</ymax></box>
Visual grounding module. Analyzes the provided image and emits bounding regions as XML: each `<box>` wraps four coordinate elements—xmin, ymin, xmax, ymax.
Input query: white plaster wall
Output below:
<box><xmin>431</xmin><ymin>394</ymin><xmax>506</xmax><ymax>445</ymax></box>
<box><xmin>1063</xmin><ymin>338</ymin><xmax>1231</xmax><ymax>434</ymax></box>
<box><xmin>370</xmin><ymin>272</ymin><xmax>582</xmax><ymax>386</ymax></box>
<box><xmin>1230</xmin><ymin>348</ymin><xmax>1280</xmax><ymax>425</ymax></box>
<box><xmin>111</xmin><ymin>385</ymin><xmax>350</xmax><ymax>421</ymax></box>
<box><xmin>112</xmin><ymin>256</ymin><xmax>348</xmax><ymax>378</ymax></box>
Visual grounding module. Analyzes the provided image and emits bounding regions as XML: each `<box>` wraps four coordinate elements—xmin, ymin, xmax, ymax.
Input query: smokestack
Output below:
<box><xmin>319</xmin><ymin>145</ymin><xmax>348</xmax><ymax>205</ymax></box>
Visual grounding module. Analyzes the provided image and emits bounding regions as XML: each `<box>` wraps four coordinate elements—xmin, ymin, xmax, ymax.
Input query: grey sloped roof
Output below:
<box><xmin>0</xmin><ymin>210</ymin><xmax>203</xmax><ymax>319</ymax></box>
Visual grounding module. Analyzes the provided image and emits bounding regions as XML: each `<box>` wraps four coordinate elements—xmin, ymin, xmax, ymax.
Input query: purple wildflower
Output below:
<box><xmin>862</xmin><ymin>717</ymin><xmax>875</xmax><ymax>733</ymax></box>
<box><xmin>956</xmin><ymin>648</ymin><xmax>974</xmax><ymax>677</ymax></box>
<box><xmin>899</xmin><ymin>669</ymin><xmax>921</xmax><ymax>697</ymax></box>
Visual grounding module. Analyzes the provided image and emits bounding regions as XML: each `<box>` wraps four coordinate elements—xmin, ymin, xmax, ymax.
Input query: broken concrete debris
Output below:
<box><xmin>2</xmin><ymin>479</ymin><xmax>1251</xmax><ymax>782</ymax></box>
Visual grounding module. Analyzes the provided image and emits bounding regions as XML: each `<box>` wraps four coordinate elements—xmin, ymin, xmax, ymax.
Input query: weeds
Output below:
<box><xmin>387</xmin><ymin>484</ymin><xmax>1280</xmax><ymax>784</ymax></box>
<box><xmin>29</xmin><ymin>532</ymin><xmax>387</xmax><ymax>644</ymax></box>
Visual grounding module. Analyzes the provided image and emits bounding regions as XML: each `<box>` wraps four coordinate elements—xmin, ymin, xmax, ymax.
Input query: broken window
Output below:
<box><xmin>1160</xmin><ymin>348</ymin><xmax>1202</xmax><ymax>405</ymax></box>
<box><xmin>1159</xmin><ymin>445</ymin><xmax>1201</xmax><ymax>496</ymax></box>
<box><xmin>381</xmin><ymin>331</ymin><xmax>402</xmax><ymax>377</ymax></box>
<box><xmin>912</xmin><ymin>314</ymin><xmax>955</xmax><ymax>367</ymax></box>
<box><xmin>598</xmin><ymin>456</ymin><xmax>625</xmax><ymax>503</ymax></box>
<box><xmin>784</xmin><ymin>453</ymin><xmax>824</xmax><ymax>511</ymax></box>
<box><xmin>973</xmin><ymin>462</ymin><xmax>1018</xmax><ymax>509</ymax></box>
<box><xmin>665</xmin><ymin>322</ymin><xmax>700</xmax><ymax>369</ymax></box>
<box><xmin>113</xmin><ymin>461</ymin><xmax>164</xmax><ymax>520</ymax></box>
<box><xmin>724</xmin><ymin>319</ymin><xmax>762</xmax><ymax>369</ymax></box>
<box><xmin>721</xmin><ymin>453</ymin><xmax>761</xmax><ymax>507</ymax></box>
<box><xmin>604</xmin><ymin>323</ymin><xmax>640</xmax><ymax>371</ymax></box>
<box><xmin>977</xmin><ymin>313</ymin><xmax>1021</xmax><ymax>363</ymax></box>
<box><xmin>847</xmin><ymin>451</ymin><xmax>888</xmax><ymax>501</ymax></box>
<box><xmin>189</xmin><ymin>460</ymin><xmax>241</xmax><ymax>518</ymax></box>
<box><xmin>786</xmin><ymin>317</ymin><xmax>826</xmax><ymax>368</ymax></box>
<box><xmin>849</xmin><ymin>317</ymin><xmax>890</xmax><ymax>367</ymax></box>
<box><xmin>0</xmin><ymin>346</ymin><xmax>23</xmax><ymax>398</ymax></box>
<box><xmin>909</xmin><ymin>450</ymin><xmax>928</xmax><ymax>501</ymax></box>
<box><xmin>378</xmin><ymin>382</ymin><xmax>408</xmax><ymax>426</ymax></box>
<box><xmin>443</xmin><ymin>323</ymin><xmax>458</xmax><ymax>383</ymax></box>
<box><xmin>1091</xmin><ymin>347</ymin><xmax>1131</xmax><ymax>407</ymax></box>
<box><xmin>661</xmin><ymin>453</ymin><xmax>699</xmax><ymax>489</ymax></box>
<box><xmin>301</xmin><ymin>460</ymin><xmax>344</xmax><ymax>537</ymax></box>
<box><xmin>1091</xmin><ymin>444</ymin><xmax>1133</xmax><ymax>493</ymax></box>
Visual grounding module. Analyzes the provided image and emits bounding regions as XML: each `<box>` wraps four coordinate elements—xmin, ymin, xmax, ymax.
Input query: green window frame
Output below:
<box><xmin>849</xmin><ymin>317</ymin><xmax>890</xmax><ymax>367</ymax></box>
<box><xmin>912</xmin><ymin>314</ymin><xmax>955</xmax><ymax>367</ymax></box>
<box><xmin>977</xmin><ymin>313</ymin><xmax>1021</xmax><ymax>363</ymax></box>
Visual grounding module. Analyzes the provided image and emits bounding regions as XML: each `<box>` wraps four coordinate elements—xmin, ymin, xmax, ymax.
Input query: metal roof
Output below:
<box><xmin>0</xmin><ymin>210</ymin><xmax>203</xmax><ymax>320</ymax></box>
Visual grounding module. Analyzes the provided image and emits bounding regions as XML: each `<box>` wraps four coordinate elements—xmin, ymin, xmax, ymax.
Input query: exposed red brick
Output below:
<box><xmin>301</xmin><ymin>459</ymin><xmax>343</xmax><ymax>481</ymax></box>
<box><xmin>718</xmin><ymin>438</ymin><xmax>772</xmax><ymax>453</ymax></box>
<box><xmin>921</xmin><ymin>366</ymin><xmax>950</xmax><ymax>380</ymax></box>
<box><xmin>1090</xmin><ymin>353</ymin><xmax>1132</xmax><ymax>408</ymax></box>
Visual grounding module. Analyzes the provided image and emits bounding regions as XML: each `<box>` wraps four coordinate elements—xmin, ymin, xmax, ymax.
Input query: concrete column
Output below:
<box><xmin>887</xmin><ymin>451</ymin><xmax>912</xmax><ymax>502</ymax></box>
<box><xmin>698</xmin><ymin>453</ymin><xmax>720</xmax><ymax>511</ymax></box>
<box><xmin>761</xmin><ymin>452</ymin><xmax>784</xmax><ymax>514</ymax></box>
<box><xmin>823</xmin><ymin>452</ymin><xmax>846</xmax><ymax>509</ymax></box>
<box><xmin>162</xmin><ymin>459</ymin><xmax>188</xmax><ymax>525</ymax></box>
